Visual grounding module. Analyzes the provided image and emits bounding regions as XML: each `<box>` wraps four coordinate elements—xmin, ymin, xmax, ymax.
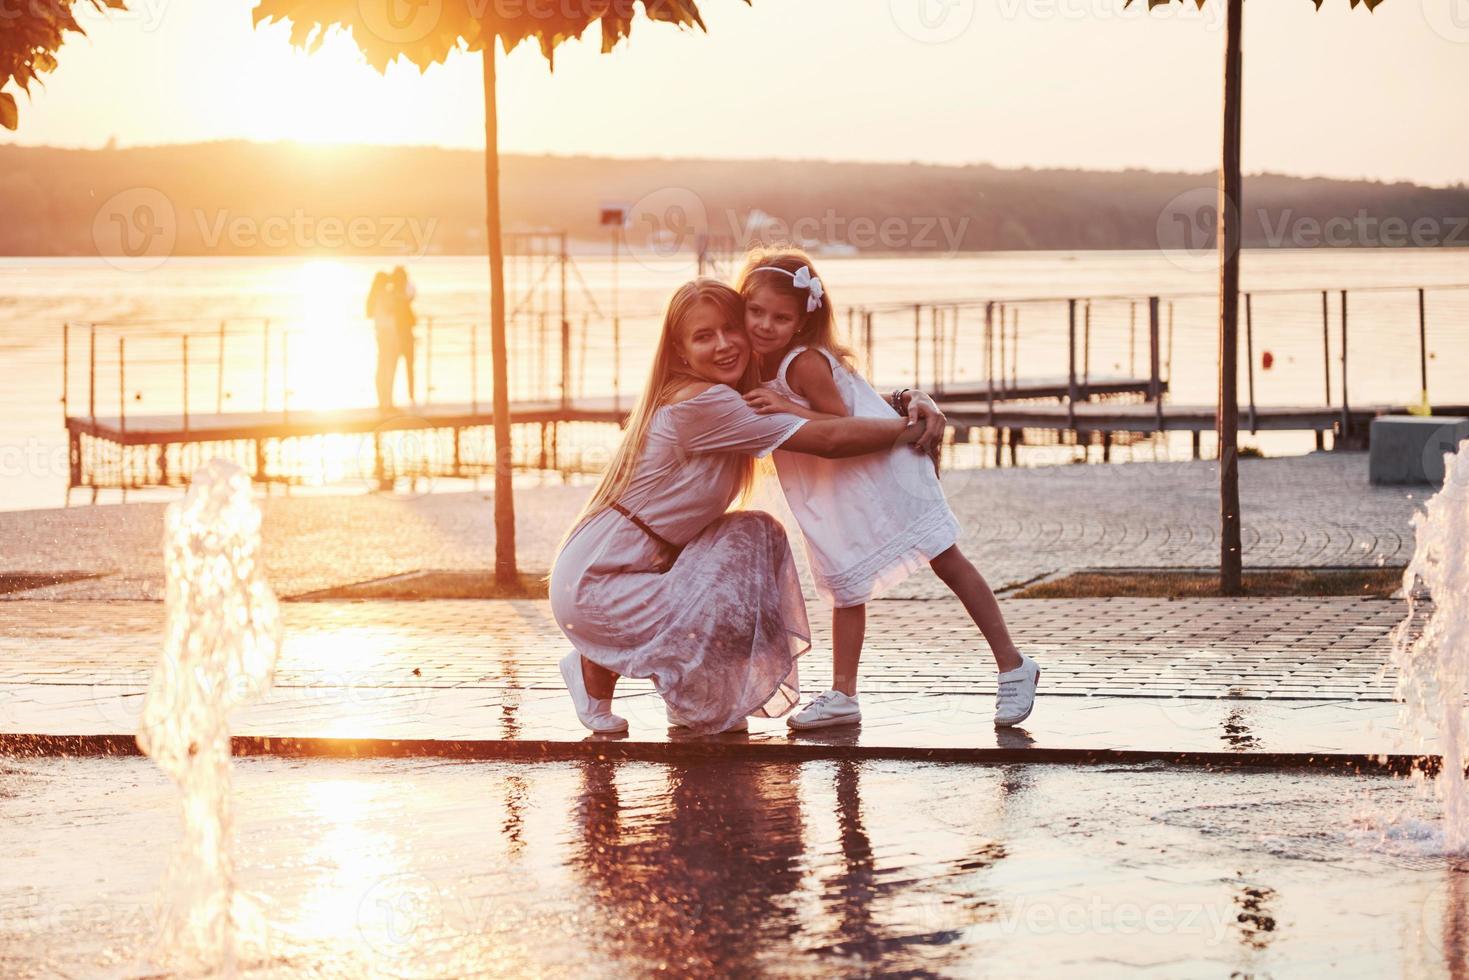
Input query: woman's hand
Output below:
<box><xmin>744</xmin><ymin>388</ymin><xmax>800</xmax><ymax>416</ymax></box>
<box><xmin>902</xmin><ymin>390</ymin><xmax>947</xmax><ymax>455</ymax></box>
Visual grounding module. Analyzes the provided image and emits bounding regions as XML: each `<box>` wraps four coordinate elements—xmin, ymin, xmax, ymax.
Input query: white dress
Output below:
<box><xmin>550</xmin><ymin>385</ymin><xmax>812</xmax><ymax>735</ymax></box>
<box><xmin>764</xmin><ymin>346</ymin><xmax>961</xmax><ymax>608</ymax></box>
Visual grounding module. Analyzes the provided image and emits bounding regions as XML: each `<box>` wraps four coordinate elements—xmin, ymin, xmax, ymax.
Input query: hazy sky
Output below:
<box><xmin>5</xmin><ymin>0</ymin><xmax>1467</xmax><ymax>186</ymax></box>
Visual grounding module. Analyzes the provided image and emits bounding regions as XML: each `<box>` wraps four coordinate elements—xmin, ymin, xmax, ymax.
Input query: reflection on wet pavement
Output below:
<box><xmin>2</xmin><ymin>758</ymin><xmax>1468</xmax><ymax>977</ymax></box>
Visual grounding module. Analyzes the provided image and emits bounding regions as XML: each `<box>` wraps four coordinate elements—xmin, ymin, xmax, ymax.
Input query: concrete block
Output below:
<box><xmin>1369</xmin><ymin>415</ymin><xmax>1469</xmax><ymax>485</ymax></box>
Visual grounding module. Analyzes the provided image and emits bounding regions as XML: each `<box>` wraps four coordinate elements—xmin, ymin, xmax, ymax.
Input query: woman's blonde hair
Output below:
<box><xmin>565</xmin><ymin>279</ymin><xmax>760</xmax><ymax>540</ymax></box>
<box><xmin>734</xmin><ymin>246</ymin><xmax>855</xmax><ymax>371</ymax></box>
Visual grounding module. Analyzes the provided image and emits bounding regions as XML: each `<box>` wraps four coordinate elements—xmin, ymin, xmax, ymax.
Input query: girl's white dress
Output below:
<box><xmin>764</xmin><ymin>346</ymin><xmax>961</xmax><ymax>608</ymax></box>
<box><xmin>550</xmin><ymin>385</ymin><xmax>813</xmax><ymax>735</ymax></box>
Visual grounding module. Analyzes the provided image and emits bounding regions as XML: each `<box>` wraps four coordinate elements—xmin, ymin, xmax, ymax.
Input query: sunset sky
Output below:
<box><xmin>5</xmin><ymin>0</ymin><xmax>1468</xmax><ymax>187</ymax></box>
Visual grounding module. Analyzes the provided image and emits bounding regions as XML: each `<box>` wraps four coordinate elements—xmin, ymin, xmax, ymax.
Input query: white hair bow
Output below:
<box><xmin>757</xmin><ymin>264</ymin><xmax>825</xmax><ymax>313</ymax></box>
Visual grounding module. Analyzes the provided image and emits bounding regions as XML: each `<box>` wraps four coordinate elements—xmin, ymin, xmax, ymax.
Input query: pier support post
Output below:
<box><xmin>1418</xmin><ymin>287</ymin><xmax>1428</xmax><ymax>407</ymax></box>
<box><xmin>1339</xmin><ymin>290</ymin><xmax>1351</xmax><ymax>447</ymax></box>
<box><xmin>1149</xmin><ymin>296</ymin><xmax>1163</xmax><ymax>435</ymax></box>
<box><xmin>1066</xmin><ymin>299</ymin><xmax>1078</xmax><ymax>434</ymax></box>
<box><xmin>857</xmin><ymin>310</ymin><xmax>869</xmax><ymax>379</ymax></box>
<box><xmin>913</xmin><ymin>304</ymin><xmax>922</xmax><ymax>388</ymax></box>
<box><xmin>985</xmin><ymin>302</ymin><xmax>996</xmax><ymax>429</ymax></box>
<box><xmin>1244</xmin><ymin>293</ymin><xmax>1256</xmax><ymax>434</ymax></box>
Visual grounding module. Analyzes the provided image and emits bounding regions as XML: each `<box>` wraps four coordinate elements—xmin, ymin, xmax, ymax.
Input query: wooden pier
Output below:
<box><xmin>60</xmin><ymin>279</ymin><xmax>1468</xmax><ymax>491</ymax></box>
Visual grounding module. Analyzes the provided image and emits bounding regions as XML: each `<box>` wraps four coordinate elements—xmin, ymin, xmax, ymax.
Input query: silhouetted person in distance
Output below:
<box><xmin>367</xmin><ymin>271</ymin><xmax>398</xmax><ymax>410</ymax></box>
<box><xmin>391</xmin><ymin>266</ymin><xmax>418</xmax><ymax>405</ymax></box>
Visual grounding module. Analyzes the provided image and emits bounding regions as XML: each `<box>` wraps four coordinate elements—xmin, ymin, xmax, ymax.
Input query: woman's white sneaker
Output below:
<box><xmin>994</xmin><ymin>654</ymin><xmax>1040</xmax><ymax>728</ymax></box>
<box><xmin>559</xmin><ymin>652</ymin><xmax>629</xmax><ymax>734</ymax></box>
<box><xmin>787</xmin><ymin>690</ymin><xmax>862</xmax><ymax>730</ymax></box>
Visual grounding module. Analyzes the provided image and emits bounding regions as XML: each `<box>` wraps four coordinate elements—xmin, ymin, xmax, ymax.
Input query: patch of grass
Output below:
<box><xmin>1013</xmin><ymin>567</ymin><xmax>1403</xmax><ymax>599</ymax></box>
<box><xmin>291</xmin><ymin>571</ymin><xmax>549</xmax><ymax>601</ymax></box>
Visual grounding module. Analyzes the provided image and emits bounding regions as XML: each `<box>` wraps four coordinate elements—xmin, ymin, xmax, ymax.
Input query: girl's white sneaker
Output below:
<box><xmin>787</xmin><ymin>690</ymin><xmax>862</xmax><ymax>730</ymax></box>
<box><xmin>994</xmin><ymin>654</ymin><xmax>1040</xmax><ymax>727</ymax></box>
<box><xmin>559</xmin><ymin>652</ymin><xmax>628</xmax><ymax>734</ymax></box>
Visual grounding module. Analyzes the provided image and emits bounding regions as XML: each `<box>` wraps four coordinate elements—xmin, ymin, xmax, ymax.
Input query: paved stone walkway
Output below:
<box><xmin>0</xmin><ymin>452</ymin><xmax>1421</xmax><ymax>601</ymax></box>
<box><xmin>0</xmin><ymin>597</ymin><xmax>1425</xmax><ymax>762</ymax></box>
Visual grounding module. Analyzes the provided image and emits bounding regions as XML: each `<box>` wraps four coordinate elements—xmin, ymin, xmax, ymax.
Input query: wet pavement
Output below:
<box><xmin>1</xmin><ymin>757</ymin><xmax>1465</xmax><ymax>978</ymax></box>
<box><xmin>0</xmin><ymin>596</ymin><xmax>1428</xmax><ymax>763</ymax></box>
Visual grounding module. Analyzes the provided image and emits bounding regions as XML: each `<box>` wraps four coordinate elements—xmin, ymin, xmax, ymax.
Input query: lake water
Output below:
<box><xmin>2</xmin><ymin>248</ymin><xmax>1466</xmax><ymax>512</ymax></box>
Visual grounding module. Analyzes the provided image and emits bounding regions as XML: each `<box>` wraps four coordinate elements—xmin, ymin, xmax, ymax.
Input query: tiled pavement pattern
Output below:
<box><xmin>1</xmin><ymin>451</ymin><xmax>1421</xmax><ymax>601</ymax></box>
<box><xmin>0</xmin><ymin>597</ymin><xmax>1426</xmax><ymax>760</ymax></box>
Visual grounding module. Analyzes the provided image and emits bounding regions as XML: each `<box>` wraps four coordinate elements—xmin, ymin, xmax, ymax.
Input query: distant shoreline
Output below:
<box><xmin>5</xmin><ymin>140</ymin><xmax>1467</xmax><ymax>258</ymax></box>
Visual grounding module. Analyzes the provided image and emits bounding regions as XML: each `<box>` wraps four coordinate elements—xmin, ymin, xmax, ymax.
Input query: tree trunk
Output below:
<box><xmin>1218</xmin><ymin>0</ymin><xmax>1244</xmax><ymax>595</ymax></box>
<box><xmin>483</xmin><ymin>44</ymin><xmax>516</xmax><ymax>585</ymax></box>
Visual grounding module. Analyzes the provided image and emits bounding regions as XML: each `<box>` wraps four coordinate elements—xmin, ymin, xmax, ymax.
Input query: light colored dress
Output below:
<box><xmin>550</xmin><ymin>385</ymin><xmax>812</xmax><ymax>735</ymax></box>
<box><xmin>764</xmin><ymin>345</ymin><xmax>961</xmax><ymax>608</ymax></box>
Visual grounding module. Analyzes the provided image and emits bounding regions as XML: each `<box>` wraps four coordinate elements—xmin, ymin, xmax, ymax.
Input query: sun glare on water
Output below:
<box><xmin>282</xmin><ymin>260</ymin><xmax>382</xmax><ymax>486</ymax></box>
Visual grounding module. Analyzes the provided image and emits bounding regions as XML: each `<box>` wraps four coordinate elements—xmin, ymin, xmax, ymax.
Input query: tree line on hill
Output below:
<box><xmin>1</xmin><ymin>140</ymin><xmax>1464</xmax><ymax>256</ymax></box>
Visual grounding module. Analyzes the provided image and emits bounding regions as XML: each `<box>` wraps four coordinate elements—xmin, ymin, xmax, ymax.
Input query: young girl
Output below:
<box><xmin>738</xmin><ymin>248</ymin><xmax>1040</xmax><ymax>729</ymax></box>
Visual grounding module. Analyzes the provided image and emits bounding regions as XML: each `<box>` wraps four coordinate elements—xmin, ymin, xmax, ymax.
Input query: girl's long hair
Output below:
<box><xmin>563</xmin><ymin>279</ymin><xmax>760</xmax><ymax>542</ymax></box>
<box><xmin>734</xmin><ymin>247</ymin><xmax>855</xmax><ymax>371</ymax></box>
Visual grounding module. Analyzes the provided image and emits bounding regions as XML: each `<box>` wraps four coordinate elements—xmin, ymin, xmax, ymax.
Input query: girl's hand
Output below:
<box><xmin>904</xmin><ymin>390</ymin><xmax>948</xmax><ymax>455</ymax></box>
<box><xmin>744</xmin><ymin>388</ymin><xmax>799</xmax><ymax>416</ymax></box>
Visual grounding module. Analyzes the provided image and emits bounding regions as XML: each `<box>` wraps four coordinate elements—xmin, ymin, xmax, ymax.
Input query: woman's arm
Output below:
<box><xmin>782</xmin><ymin>416</ymin><xmax>921</xmax><ymax>459</ymax></box>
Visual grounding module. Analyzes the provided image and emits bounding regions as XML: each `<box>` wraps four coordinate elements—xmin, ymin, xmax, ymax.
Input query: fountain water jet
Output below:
<box><xmin>1392</xmin><ymin>443</ymin><xmax>1469</xmax><ymax>853</ymax></box>
<box><xmin>136</xmin><ymin>459</ymin><xmax>282</xmax><ymax>973</ymax></box>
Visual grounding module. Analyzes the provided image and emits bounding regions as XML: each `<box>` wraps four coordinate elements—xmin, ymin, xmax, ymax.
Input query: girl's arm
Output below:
<box><xmin>782</xmin><ymin>416</ymin><xmax>922</xmax><ymax>459</ymax></box>
<box><xmin>788</xmin><ymin>350</ymin><xmax>849</xmax><ymax>417</ymax></box>
<box><xmin>743</xmin><ymin>349</ymin><xmax>851</xmax><ymax>421</ymax></box>
<box><xmin>743</xmin><ymin>388</ymin><xmax>839</xmax><ymax>422</ymax></box>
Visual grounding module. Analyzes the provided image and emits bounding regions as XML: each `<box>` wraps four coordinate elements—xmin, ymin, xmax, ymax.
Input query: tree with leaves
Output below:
<box><xmin>253</xmin><ymin>0</ymin><xmax>748</xmax><ymax>585</ymax></box>
<box><xmin>1</xmin><ymin>0</ymin><xmax>126</xmax><ymax>130</ymax></box>
<box><xmin>1129</xmin><ymin>0</ymin><xmax>1384</xmax><ymax>595</ymax></box>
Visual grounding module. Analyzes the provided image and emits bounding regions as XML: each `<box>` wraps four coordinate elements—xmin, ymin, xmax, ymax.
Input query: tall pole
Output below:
<box><xmin>1217</xmin><ymin>0</ymin><xmax>1244</xmax><ymax>596</ymax></box>
<box><xmin>484</xmin><ymin>45</ymin><xmax>516</xmax><ymax>584</ymax></box>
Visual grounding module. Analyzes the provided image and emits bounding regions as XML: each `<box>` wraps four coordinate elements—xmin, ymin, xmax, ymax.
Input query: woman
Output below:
<box><xmin>390</xmin><ymin>266</ymin><xmax>418</xmax><ymax>405</ymax></box>
<box><xmin>549</xmin><ymin>279</ymin><xmax>946</xmax><ymax>735</ymax></box>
